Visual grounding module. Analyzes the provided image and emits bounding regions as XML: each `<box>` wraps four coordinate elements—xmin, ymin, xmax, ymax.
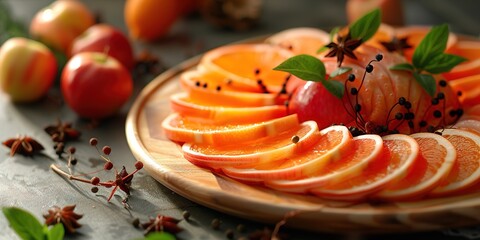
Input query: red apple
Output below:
<box><xmin>0</xmin><ymin>37</ymin><xmax>57</xmax><ymax>102</ymax></box>
<box><xmin>290</xmin><ymin>81</ymin><xmax>354</xmax><ymax>129</ymax></box>
<box><xmin>346</xmin><ymin>0</ymin><xmax>404</xmax><ymax>26</ymax></box>
<box><xmin>30</xmin><ymin>0</ymin><xmax>95</xmax><ymax>53</ymax></box>
<box><xmin>61</xmin><ymin>52</ymin><xmax>133</xmax><ymax>119</ymax></box>
<box><xmin>70</xmin><ymin>24</ymin><xmax>134</xmax><ymax>70</ymax></box>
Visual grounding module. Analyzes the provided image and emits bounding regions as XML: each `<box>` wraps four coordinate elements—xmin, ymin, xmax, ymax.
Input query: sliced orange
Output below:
<box><xmin>182</xmin><ymin>121</ymin><xmax>320</xmax><ymax>169</ymax></box>
<box><xmin>265</xmin><ymin>134</ymin><xmax>383</xmax><ymax>193</ymax></box>
<box><xmin>222</xmin><ymin>125</ymin><xmax>353</xmax><ymax>182</ymax></box>
<box><xmin>198</xmin><ymin>44</ymin><xmax>294</xmax><ymax>93</ymax></box>
<box><xmin>264</xmin><ymin>27</ymin><xmax>330</xmax><ymax>55</ymax></box>
<box><xmin>449</xmin><ymin>40</ymin><xmax>480</xmax><ymax>61</ymax></box>
<box><xmin>162</xmin><ymin>113</ymin><xmax>299</xmax><ymax>145</ymax></box>
<box><xmin>179</xmin><ymin>70</ymin><xmax>288</xmax><ymax>107</ymax></box>
<box><xmin>365</xmin><ymin>23</ymin><xmax>396</xmax><ymax>50</ymax></box>
<box><xmin>454</xmin><ymin>119</ymin><xmax>480</xmax><ymax>135</ymax></box>
<box><xmin>443</xmin><ymin>59</ymin><xmax>480</xmax><ymax>81</ymax></box>
<box><xmin>309</xmin><ymin>134</ymin><xmax>419</xmax><ymax>201</ymax></box>
<box><xmin>170</xmin><ymin>93</ymin><xmax>288</xmax><ymax>124</ymax></box>
<box><xmin>449</xmin><ymin>74</ymin><xmax>480</xmax><ymax>107</ymax></box>
<box><xmin>375</xmin><ymin>133</ymin><xmax>456</xmax><ymax>201</ymax></box>
<box><xmin>429</xmin><ymin>129</ymin><xmax>480</xmax><ymax>197</ymax></box>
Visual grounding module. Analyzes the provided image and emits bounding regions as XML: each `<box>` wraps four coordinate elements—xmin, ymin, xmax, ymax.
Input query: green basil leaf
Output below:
<box><xmin>412</xmin><ymin>24</ymin><xmax>449</xmax><ymax>69</ymax></box>
<box><xmin>274</xmin><ymin>54</ymin><xmax>325</xmax><ymax>81</ymax></box>
<box><xmin>47</xmin><ymin>224</ymin><xmax>64</xmax><ymax>240</ymax></box>
<box><xmin>330</xmin><ymin>67</ymin><xmax>352</xmax><ymax>78</ymax></box>
<box><xmin>390</xmin><ymin>63</ymin><xmax>415</xmax><ymax>72</ymax></box>
<box><xmin>349</xmin><ymin>8</ymin><xmax>381</xmax><ymax>42</ymax></box>
<box><xmin>316</xmin><ymin>46</ymin><xmax>329</xmax><ymax>54</ymax></box>
<box><xmin>143</xmin><ymin>232</ymin><xmax>176</xmax><ymax>240</ymax></box>
<box><xmin>423</xmin><ymin>53</ymin><xmax>467</xmax><ymax>74</ymax></box>
<box><xmin>321</xmin><ymin>78</ymin><xmax>344</xmax><ymax>99</ymax></box>
<box><xmin>2</xmin><ymin>207</ymin><xmax>44</xmax><ymax>240</ymax></box>
<box><xmin>413</xmin><ymin>72</ymin><xmax>436</xmax><ymax>97</ymax></box>
<box><xmin>329</xmin><ymin>26</ymin><xmax>340</xmax><ymax>42</ymax></box>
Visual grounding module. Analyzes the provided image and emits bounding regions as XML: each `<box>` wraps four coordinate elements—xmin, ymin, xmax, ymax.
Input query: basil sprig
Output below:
<box><xmin>390</xmin><ymin>24</ymin><xmax>466</xmax><ymax>97</ymax></box>
<box><xmin>3</xmin><ymin>207</ymin><xmax>65</xmax><ymax>240</ymax></box>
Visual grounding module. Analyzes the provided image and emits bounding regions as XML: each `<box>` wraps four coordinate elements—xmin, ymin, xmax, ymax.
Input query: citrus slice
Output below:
<box><xmin>170</xmin><ymin>92</ymin><xmax>288</xmax><ymax>124</ymax></box>
<box><xmin>198</xmin><ymin>43</ymin><xmax>294</xmax><ymax>93</ymax></box>
<box><xmin>162</xmin><ymin>113</ymin><xmax>299</xmax><ymax>145</ymax></box>
<box><xmin>222</xmin><ymin>125</ymin><xmax>353</xmax><ymax>182</ymax></box>
<box><xmin>375</xmin><ymin>133</ymin><xmax>456</xmax><ymax>201</ymax></box>
<box><xmin>429</xmin><ymin>129</ymin><xmax>480</xmax><ymax>197</ymax></box>
<box><xmin>450</xmin><ymin>40</ymin><xmax>480</xmax><ymax>61</ymax></box>
<box><xmin>454</xmin><ymin>119</ymin><xmax>480</xmax><ymax>135</ymax></box>
<box><xmin>264</xmin><ymin>27</ymin><xmax>330</xmax><ymax>55</ymax></box>
<box><xmin>443</xmin><ymin>59</ymin><xmax>480</xmax><ymax>81</ymax></box>
<box><xmin>265</xmin><ymin>134</ymin><xmax>383</xmax><ymax>193</ymax></box>
<box><xmin>182</xmin><ymin>121</ymin><xmax>320</xmax><ymax>169</ymax></box>
<box><xmin>309</xmin><ymin>134</ymin><xmax>419</xmax><ymax>201</ymax></box>
<box><xmin>448</xmin><ymin>74</ymin><xmax>480</xmax><ymax>107</ymax></box>
<box><xmin>179</xmin><ymin>70</ymin><xmax>289</xmax><ymax>107</ymax></box>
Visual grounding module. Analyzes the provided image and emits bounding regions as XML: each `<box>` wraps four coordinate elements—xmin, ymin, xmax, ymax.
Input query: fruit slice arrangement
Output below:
<box><xmin>161</xmin><ymin>9</ymin><xmax>480</xmax><ymax>202</ymax></box>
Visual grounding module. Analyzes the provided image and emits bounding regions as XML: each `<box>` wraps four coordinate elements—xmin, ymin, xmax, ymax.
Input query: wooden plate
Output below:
<box><xmin>125</xmin><ymin>52</ymin><xmax>480</xmax><ymax>234</ymax></box>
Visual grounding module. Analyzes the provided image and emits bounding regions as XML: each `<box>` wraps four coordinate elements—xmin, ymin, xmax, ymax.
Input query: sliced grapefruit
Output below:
<box><xmin>264</xmin><ymin>27</ymin><xmax>330</xmax><ymax>55</ymax></box>
<box><xmin>448</xmin><ymin>74</ymin><xmax>480</xmax><ymax>107</ymax></box>
<box><xmin>179</xmin><ymin>70</ymin><xmax>289</xmax><ymax>107</ymax></box>
<box><xmin>443</xmin><ymin>59</ymin><xmax>480</xmax><ymax>81</ymax></box>
<box><xmin>375</xmin><ymin>133</ymin><xmax>456</xmax><ymax>201</ymax></box>
<box><xmin>170</xmin><ymin>92</ymin><xmax>288</xmax><ymax>124</ymax></box>
<box><xmin>429</xmin><ymin>129</ymin><xmax>480</xmax><ymax>197</ymax></box>
<box><xmin>222</xmin><ymin>125</ymin><xmax>353</xmax><ymax>181</ymax></box>
<box><xmin>265</xmin><ymin>134</ymin><xmax>383</xmax><ymax>193</ymax></box>
<box><xmin>162</xmin><ymin>113</ymin><xmax>299</xmax><ymax>145</ymax></box>
<box><xmin>449</xmin><ymin>40</ymin><xmax>480</xmax><ymax>61</ymax></box>
<box><xmin>454</xmin><ymin>119</ymin><xmax>480</xmax><ymax>135</ymax></box>
<box><xmin>183</xmin><ymin>121</ymin><xmax>320</xmax><ymax>168</ymax></box>
<box><xmin>198</xmin><ymin>44</ymin><xmax>294</xmax><ymax>93</ymax></box>
<box><xmin>309</xmin><ymin>134</ymin><xmax>419</xmax><ymax>201</ymax></box>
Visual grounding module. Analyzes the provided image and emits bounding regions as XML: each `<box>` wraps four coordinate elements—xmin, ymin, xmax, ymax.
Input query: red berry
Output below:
<box><xmin>134</xmin><ymin>161</ymin><xmax>143</xmax><ymax>170</ymax></box>
<box><xmin>102</xmin><ymin>146</ymin><xmax>111</xmax><ymax>155</ymax></box>
<box><xmin>91</xmin><ymin>176</ymin><xmax>100</xmax><ymax>185</ymax></box>
<box><xmin>89</xmin><ymin>138</ymin><xmax>98</xmax><ymax>146</ymax></box>
<box><xmin>104</xmin><ymin>161</ymin><xmax>113</xmax><ymax>170</ymax></box>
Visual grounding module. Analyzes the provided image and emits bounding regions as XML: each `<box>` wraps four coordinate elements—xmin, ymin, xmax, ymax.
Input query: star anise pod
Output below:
<box><xmin>324</xmin><ymin>33</ymin><xmax>362</xmax><ymax>67</ymax></box>
<box><xmin>380</xmin><ymin>36</ymin><xmax>412</xmax><ymax>54</ymax></box>
<box><xmin>141</xmin><ymin>214</ymin><xmax>182</xmax><ymax>235</ymax></box>
<box><xmin>2</xmin><ymin>136</ymin><xmax>44</xmax><ymax>157</ymax></box>
<box><xmin>44</xmin><ymin>119</ymin><xmax>81</xmax><ymax>143</ymax></box>
<box><xmin>43</xmin><ymin>205</ymin><xmax>83</xmax><ymax>233</ymax></box>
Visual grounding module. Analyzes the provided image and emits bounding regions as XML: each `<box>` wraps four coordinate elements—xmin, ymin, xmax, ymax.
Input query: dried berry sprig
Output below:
<box><xmin>43</xmin><ymin>205</ymin><xmax>83</xmax><ymax>234</ymax></box>
<box><xmin>141</xmin><ymin>214</ymin><xmax>183</xmax><ymax>236</ymax></box>
<box><xmin>50</xmin><ymin>138</ymin><xmax>144</xmax><ymax>202</ymax></box>
<box><xmin>2</xmin><ymin>135</ymin><xmax>44</xmax><ymax>157</ymax></box>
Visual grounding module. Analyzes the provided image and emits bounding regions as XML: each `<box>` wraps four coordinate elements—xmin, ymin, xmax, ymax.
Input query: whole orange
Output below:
<box><xmin>124</xmin><ymin>0</ymin><xmax>180</xmax><ymax>41</ymax></box>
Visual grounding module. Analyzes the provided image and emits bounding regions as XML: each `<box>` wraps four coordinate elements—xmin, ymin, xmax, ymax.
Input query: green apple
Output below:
<box><xmin>0</xmin><ymin>37</ymin><xmax>58</xmax><ymax>102</ymax></box>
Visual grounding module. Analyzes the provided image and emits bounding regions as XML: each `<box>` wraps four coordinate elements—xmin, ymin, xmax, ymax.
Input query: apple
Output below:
<box><xmin>290</xmin><ymin>81</ymin><xmax>354</xmax><ymax>129</ymax></box>
<box><xmin>30</xmin><ymin>0</ymin><xmax>95</xmax><ymax>53</ymax></box>
<box><xmin>61</xmin><ymin>52</ymin><xmax>133</xmax><ymax>119</ymax></box>
<box><xmin>70</xmin><ymin>24</ymin><xmax>134</xmax><ymax>70</ymax></box>
<box><xmin>0</xmin><ymin>37</ymin><xmax>57</xmax><ymax>102</ymax></box>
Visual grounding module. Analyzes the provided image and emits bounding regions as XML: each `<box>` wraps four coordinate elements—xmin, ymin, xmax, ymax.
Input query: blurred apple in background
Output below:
<box><xmin>346</xmin><ymin>0</ymin><xmax>404</xmax><ymax>26</ymax></box>
<box><xmin>70</xmin><ymin>24</ymin><xmax>135</xmax><ymax>70</ymax></box>
<box><xmin>61</xmin><ymin>52</ymin><xmax>133</xmax><ymax>120</ymax></box>
<box><xmin>0</xmin><ymin>37</ymin><xmax>57</xmax><ymax>103</ymax></box>
<box><xmin>30</xmin><ymin>0</ymin><xmax>95</xmax><ymax>53</ymax></box>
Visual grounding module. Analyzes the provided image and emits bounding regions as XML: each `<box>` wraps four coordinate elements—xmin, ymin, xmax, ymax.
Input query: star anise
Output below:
<box><xmin>133</xmin><ymin>50</ymin><xmax>165</xmax><ymax>78</ymax></box>
<box><xmin>2</xmin><ymin>135</ymin><xmax>44</xmax><ymax>157</ymax></box>
<box><xmin>324</xmin><ymin>33</ymin><xmax>362</xmax><ymax>67</ymax></box>
<box><xmin>380</xmin><ymin>36</ymin><xmax>412</xmax><ymax>54</ymax></box>
<box><xmin>141</xmin><ymin>214</ymin><xmax>182</xmax><ymax>235</ymax></box>
<box><xmin>44</xmin><ymin>119</ymin><xmax>81</xmax><ymax>143</ymax></box>
<box><xmin>43</xmin><ymin>205</ymin><xmax>83</xmax><ymax>233</ymax></box>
